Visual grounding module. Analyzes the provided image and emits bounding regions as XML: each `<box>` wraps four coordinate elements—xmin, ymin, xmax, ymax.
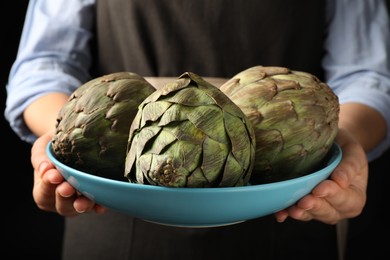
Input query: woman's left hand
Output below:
<box><xmin>274</xmin><ymin>128</ymin><xmax>368</xmax><ymax>224</ymax></box>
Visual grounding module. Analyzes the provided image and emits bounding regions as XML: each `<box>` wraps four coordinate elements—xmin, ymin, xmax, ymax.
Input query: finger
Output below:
<box><xmin>33</xmin><ymin>167</ymin><xmax>61</xmax><ymax>212</ymax></box>
<box><xmin>288</xmin><ymin>177</ymin><xmax>364</xmax><ymax>224</ymax></box>
<box><xmin>31</xmin><ymin>132</ymin><xmax>53</xmax><ymax>169</ymax></box>
<box><xmin>331</xmin><ymin>150</ymin><xmax>367</xmax><ymax>190</ymax></box>
<box><xmin>311</xmin><ymin>175</ymin><xmax>365</xmax><ymax>219</ymax></box>
<box><xmin>73</xmin><ymin>196</ymin><xmax>98</xmax><ymax>213</ymax></box>
<box><xmin>93</xmin><ymin>204</ymin><xmax>107</xmax><ymax>214</ymax></box>
<box><xmin>55</xmin><ymin>181</ymin><xmax>81</xmax><ymax>217</ymax></box>
<box><xmin>43</xmin><ymin>164</ymin><xmax>65</xmax><ymax>184</ymax></box>
<box><xmin>288</xmin><ymin>194</ymin><xmax>340</xmax><ymax>224</ymax></box>
<box><xmin>274</xmin><ymin>210</ymin><xmax>289</xmax><ymax>223</ymax></box>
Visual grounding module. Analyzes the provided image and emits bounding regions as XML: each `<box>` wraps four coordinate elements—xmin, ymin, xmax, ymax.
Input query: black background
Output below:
<box><xmin>0</xmin><ymin>1</ymin><xmax>389</xmax><ymax>259</ymax></box>
<box><xmin>0</xmin><ymin>2</ymin><xmax>64</xmax><ymax>258</ymax></box>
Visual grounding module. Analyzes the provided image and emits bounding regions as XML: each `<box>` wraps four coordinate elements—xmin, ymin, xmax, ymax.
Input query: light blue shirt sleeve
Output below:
<box><xmin>4</xmin><ymin>0</ymin><xmax>390</xmax><ymax>162</ymax></box>
<box><xmin>4</xmin><ymin>0</ymin><xmax>95</xmax><ymax>144</ymax></box>
<box><xmin>323</xmin><ymin>0</ymin><xmax>390</xmax><ymax>161</ymax></box>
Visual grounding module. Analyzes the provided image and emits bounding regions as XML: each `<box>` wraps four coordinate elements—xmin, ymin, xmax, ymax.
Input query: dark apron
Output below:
<box><xmin>63</xmin><ymin>1</ymin><xmax>342</xmax><ymax>259</ymax></box>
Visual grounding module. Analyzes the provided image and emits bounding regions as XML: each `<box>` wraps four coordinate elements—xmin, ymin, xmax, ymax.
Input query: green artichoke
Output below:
<box><xmin>220</xmin><ymin>66</ymin><xmax>339</xmax><ymax>184</ymax></box>
<box><xmin>125</xmin><ymin>72</ymin><xmax>256</xmax><ymax>187</ymax></box>
<box><xmin>52</xmin><ymin>72</ymin><xmax>156</xmax><ymax>181</ymax></box>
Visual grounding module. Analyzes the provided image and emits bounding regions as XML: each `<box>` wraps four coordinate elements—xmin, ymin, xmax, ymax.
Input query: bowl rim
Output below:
<box><xmin>47</xmin><ymin>142</ymin><xmax>342</xmax><ymax>192</ymax></box>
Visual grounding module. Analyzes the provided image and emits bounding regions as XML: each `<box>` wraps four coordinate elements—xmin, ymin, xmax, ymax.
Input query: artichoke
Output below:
<box><xmin>52</xmin><ymin>72</ymin><xmax>156</xmax><ymax>181</ymax></box>
<box><xmin>125</xmin><ymin>72</ymin><xmax>256</xmax><ymax>187</ymax></box>
<box><xmin>220</xmin><ymin>66</ymin><xmax>339</xmax><ymax>184</ymax></box>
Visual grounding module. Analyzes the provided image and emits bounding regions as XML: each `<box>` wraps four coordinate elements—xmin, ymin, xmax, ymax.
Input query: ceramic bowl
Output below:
<box><xmin>47</xmin><ymin>142</ymin><xmax>342</xmax><ymax>227</ymax></box>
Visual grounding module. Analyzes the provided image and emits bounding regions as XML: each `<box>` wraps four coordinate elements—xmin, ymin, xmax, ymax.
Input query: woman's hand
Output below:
<box><xmin>31</xmin><ymin>131</ymin><xmax>107</xmax><ymax>217</ymax></box>
<box><xmin>274</xmin><ymin>128</ymin><xmax>368</xmax><ymax>224</ymax></box>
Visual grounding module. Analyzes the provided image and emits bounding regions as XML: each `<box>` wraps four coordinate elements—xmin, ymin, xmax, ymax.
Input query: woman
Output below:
<box><xmin>5</xmin><ymin>0</ymin><xmax>390</xmax><ymax>259</ymax></box>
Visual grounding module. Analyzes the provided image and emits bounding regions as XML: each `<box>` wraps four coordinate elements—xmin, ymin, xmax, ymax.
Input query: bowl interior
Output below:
<box><xmin>47</xmin><ymin>142</ymin><xmax>342</xmax><ymax>227</ymax></box>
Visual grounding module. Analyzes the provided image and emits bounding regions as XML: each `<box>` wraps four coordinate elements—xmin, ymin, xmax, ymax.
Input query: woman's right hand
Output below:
<box><xmin>31</xmin><ymin>131</ymin><xmax>107</xmax><ymax>217</ymax></box>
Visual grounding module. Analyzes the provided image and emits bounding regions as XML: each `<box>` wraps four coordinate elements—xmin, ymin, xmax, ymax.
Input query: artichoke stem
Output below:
<box><xmin>151</xmin><ymin>158</ymin><xmax>177</xmax><ymax>186</ymax></box>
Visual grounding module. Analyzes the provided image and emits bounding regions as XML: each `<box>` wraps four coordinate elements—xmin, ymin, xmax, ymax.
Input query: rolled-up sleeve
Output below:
<box><xmin>4</xmin><ymin>0</ymin><xmax>95</xmax><ymax>144</ymax></box>
<box><xmin>323</xmin><ymin>0</ymin><xmax>390</xmax><ymax>161</ymax></box>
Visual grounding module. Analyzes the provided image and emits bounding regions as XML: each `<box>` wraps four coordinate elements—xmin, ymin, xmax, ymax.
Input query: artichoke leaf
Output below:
<box><xmin>140</xmin><ymin>101</ymin><xmax>172</xmax><ymax>127</ymax></box>
<box><xmin>201</xmin><ymin>136</ymin><xmax>229</xmax><ymax>184</ymax></box>
<box><xmin>220</xmin><ymin>152</ymin><xmax>248</xmax><ymax>187</ymax></box>
<box><xmin>187</xmin><ymin>168</ymin><xmax>210</xmax><ymax>187</ymax></box>
<box><xmin>164</xmin><ymin>120</ymin><xmax>205</xmax><ymax>144</ymax></box>
<box><xmin>224</xmin><ymin>111</ymin><xmax>254</xmax><ymax>170</ymax></box>
<box><xmin>167</xmin><ymin>86</ymin><xmax>216</xmax><ymax>106</ymax></box>
<box><xmin>187</xmin><ymin>105</ymin><xmax>228</xmax><ymax>144</ymax></box>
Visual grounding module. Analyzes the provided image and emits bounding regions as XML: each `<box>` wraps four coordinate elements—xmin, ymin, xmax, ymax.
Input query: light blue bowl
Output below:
<box><xmin>47</xmin><ymin>143</ymin><xmax>342</xmax><ymax>227</ymax></box>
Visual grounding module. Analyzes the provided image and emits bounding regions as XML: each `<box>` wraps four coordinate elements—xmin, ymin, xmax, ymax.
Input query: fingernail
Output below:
<box><xmin>38</xmin><ymin>161</ymin><xmax>49</xmax><ymax>177</ymax></box>
<box><xmin>59</xmin><ymin>192</ymin><xmax>72</xmax><ymax>198</ymax></box>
